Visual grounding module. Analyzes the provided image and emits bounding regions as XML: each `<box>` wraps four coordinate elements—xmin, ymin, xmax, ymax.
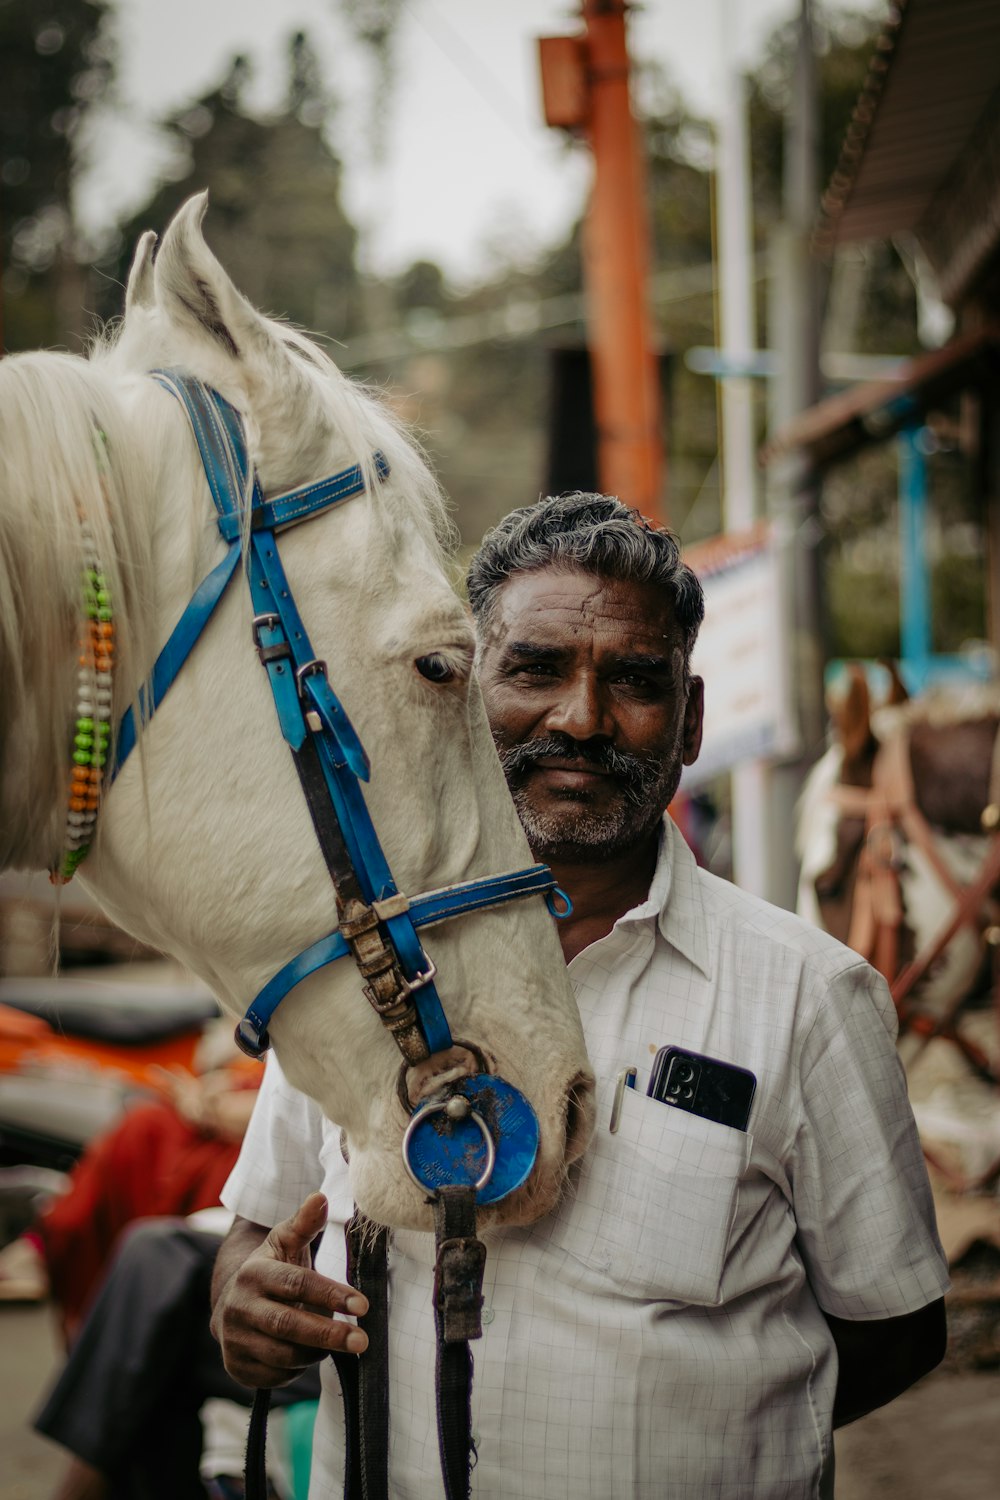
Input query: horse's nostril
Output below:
<box><xmin>564</xmin><ymin>1072</ymin><xmax>596</xmax><ymax>1163</ymax></box>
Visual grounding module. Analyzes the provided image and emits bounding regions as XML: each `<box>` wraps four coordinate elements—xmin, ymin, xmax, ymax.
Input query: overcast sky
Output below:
<box><xmin>78</xmin><ymin>0</ymin><xmax>883</xmax><ymax>283</ymax></box>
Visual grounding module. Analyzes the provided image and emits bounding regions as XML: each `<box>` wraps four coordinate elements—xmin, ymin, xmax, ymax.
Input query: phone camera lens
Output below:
<box><xmin>674</xmin><ymin>1063</ymin><xmax>695</xmax><ymax>1083</ymax></box>
<box><xmin>667</xmin><ymin>1082</ymin><xmax>681</xmax><ymax>1096</ymax></box>
<box><xmin>680</xmin><ymin>1085</ymin><xmax>694</xmax><ymax>1101</ymax></box>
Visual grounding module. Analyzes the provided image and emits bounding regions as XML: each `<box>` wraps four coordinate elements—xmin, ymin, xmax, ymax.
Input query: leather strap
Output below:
<box><xmin>244</xmin><ymin>1387</ymin><xmax>272</xmax><ymax>1500</ymax></box>
<box><xmin>113</xmin><ymin>541</ymin><xmax>241</xmax><ymax>776</ymax></box>
<box><xmin>433</xmin><ymin>1187</ymin><xmax>486</xmax><ymax>1500</ymax></box>
<box><xmin>340</xmin><ymin>1213</ymin><xmax>391</xmax><ymax>1500</ymax></box>
<box><xmin>238</xmin><ymin>863</ymin><xmax>558</xmax><ymax>1054</ymax></box>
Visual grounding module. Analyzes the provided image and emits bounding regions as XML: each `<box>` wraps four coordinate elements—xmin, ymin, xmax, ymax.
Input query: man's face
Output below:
<box><xmin>476</xmin><ymin>565</ymin><xmax>704</xmax><ymax>863</ymax></box>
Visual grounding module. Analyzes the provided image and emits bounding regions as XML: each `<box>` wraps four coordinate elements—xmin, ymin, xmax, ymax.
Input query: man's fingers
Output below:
<box><xmin>223</xmin><ymin>1305</ymin><xmax>369</xmax><ymax>1389</ymax></box>
<box><xmin>213</xmin><ymin>1197</ymin><xmax>370</xmax><ymax>1392</ymax></box>
<box><xmin>250</xmin><ymin>1258</ymin><xmax>369</xmax><ymax>1318</ymax></box>
<box><xmin>252</xmin><ymin>1300</ymin><xmax>369</xmax><ymax>1356</ymax></box>
<box><xmin>265</xmin><ymin>1192</ymin><xmax>329</xmax><ymax>1263</ymax></box>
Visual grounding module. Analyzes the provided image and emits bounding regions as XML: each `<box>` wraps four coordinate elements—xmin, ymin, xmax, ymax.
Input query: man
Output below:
<box><xmin>212</xmin><ymin>494</ymin><xmax>948</xmax><ymax>1499</ymax></box>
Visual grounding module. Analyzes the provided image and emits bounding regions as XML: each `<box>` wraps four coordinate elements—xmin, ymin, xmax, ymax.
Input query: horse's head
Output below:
<box><xmin>796</xmin><ymin>664</ymin><xmax>882</xmax><ymax>943</ymax></box>
<box><xmin>2</xmin><ymin>195</ymin><xmax>595</xmax><ymax>1231</ymax></box>
<box><xmin>796</xmin><ymin>661</ymin><xmax>996</xmax><ymax>1015</ymax></box>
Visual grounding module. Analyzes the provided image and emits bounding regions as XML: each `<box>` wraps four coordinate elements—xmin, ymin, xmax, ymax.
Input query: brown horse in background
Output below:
<box><xmin>796</xmin><ymin>663</ymin><xmax>1000</xmax><ymax>1088</ymax></box>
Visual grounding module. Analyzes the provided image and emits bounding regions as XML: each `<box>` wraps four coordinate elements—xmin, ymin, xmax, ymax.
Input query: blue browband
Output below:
<box><xmin>115</xmin><ymin>372</ymin><xmax>567</xmax><ymax>1059</ymax></box>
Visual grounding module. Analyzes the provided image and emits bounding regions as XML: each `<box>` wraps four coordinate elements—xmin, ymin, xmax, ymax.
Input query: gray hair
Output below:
<box><xmin>467</xmin><ymin>492</ymin><xmax>705</xmax><ymax>671</ymax></box>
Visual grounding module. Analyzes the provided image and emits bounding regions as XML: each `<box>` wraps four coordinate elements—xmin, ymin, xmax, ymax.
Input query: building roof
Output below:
<box><xmin>761</xmin><ymin>326</ymin><xmax>1000</xmax><ymax>468</ymax></box>
<box><xmin>817</xmin><ymin>0</ymin><xmax>1000</xmax><ymax>304</ymax></box>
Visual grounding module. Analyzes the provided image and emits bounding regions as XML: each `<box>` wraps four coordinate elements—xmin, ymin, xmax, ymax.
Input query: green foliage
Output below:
<box><xmin>0</xmin><ymin>0</ymin><xmax>114</xmax><ymax>349</ymax></box>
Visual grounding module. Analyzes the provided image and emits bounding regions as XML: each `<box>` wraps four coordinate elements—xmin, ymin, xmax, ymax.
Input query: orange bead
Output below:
<box><xmin>69</xmin><ymin>797</ymin><xmax>87</xmax><ymax>812</ymax></box>
<box><xmin>98</xmin><ymin>622</ymin><xmax>114</xmax><ymax>639</ymax></box>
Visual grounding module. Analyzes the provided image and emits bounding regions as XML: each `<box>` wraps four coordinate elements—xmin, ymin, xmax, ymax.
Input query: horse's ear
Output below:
<box><xmin>834</xmin><ymin>663</ymin><xmax>873</xmax><ymax>766</ymax></box>
<box><xmin>152</xmin><ymin>192</ymin><xmax>268</xmax><ymax>365</ymax></box>
<box><xmin>124</xmin><ymin>230</ymin><xmax>157</xmax><ymax>315</ymax></box>
<box><xmin>878</xmin><ymin>658</ymin><xmax>910</xmax><ymax>705</ymax></box>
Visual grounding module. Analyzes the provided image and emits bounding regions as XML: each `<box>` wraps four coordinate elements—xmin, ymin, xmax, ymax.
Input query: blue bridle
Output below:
<box><xmin>112</xmin><ymin>372</ymin><xmax>566</xmax><ymax>1082</ymax></box>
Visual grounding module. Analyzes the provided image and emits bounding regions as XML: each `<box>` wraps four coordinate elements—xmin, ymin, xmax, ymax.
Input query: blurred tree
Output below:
<box><xmin>341</xmin><ymin>0</ymin><xmax>405</xmax><ymax>160</ymax></box>
<box><xmin>0</xmin><ymin>0</ymin><xmax>115</xmax><ymax>350</ymax></box>
<box><xmin>98</xmin><ymin>35</ymin><xmax>360</xmax><ymax>340</ymax></box>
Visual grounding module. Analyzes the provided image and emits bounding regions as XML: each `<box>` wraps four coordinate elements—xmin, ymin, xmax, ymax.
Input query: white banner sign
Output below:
<box><xmin>680</xmin><ymin>524</ymin><xmax>798</xmax><ymax>787</ymax></box>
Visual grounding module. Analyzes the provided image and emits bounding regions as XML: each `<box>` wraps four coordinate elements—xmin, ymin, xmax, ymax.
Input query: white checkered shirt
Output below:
<box><xmin>223</xmin><ymin>815</ymin><xmax>948</xmax><ymax>1499</ymax></box>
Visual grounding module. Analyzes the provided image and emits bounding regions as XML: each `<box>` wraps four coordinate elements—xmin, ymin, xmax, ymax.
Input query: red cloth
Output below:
<box><xmin>36</xmin><ymin>1100</ymin><xmax>242</xmax><ymax>1334</ymax></box>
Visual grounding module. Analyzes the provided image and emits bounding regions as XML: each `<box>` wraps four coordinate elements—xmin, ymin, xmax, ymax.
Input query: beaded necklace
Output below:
<box><xmin>50</xmin><ymin>451</ymin><xmax>115</xmax><ymax>885</ymax></box>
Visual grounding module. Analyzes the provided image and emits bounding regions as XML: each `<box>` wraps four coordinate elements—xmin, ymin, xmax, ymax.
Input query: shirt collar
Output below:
<box><xmin>616</xmin><ymin>814</ymin><xmax>714</xmax><ymax>979</ymax></box>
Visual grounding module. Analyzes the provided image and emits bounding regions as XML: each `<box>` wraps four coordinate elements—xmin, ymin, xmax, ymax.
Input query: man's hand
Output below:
<box><xmin>210</xmin><ymin>1193</ymin><xmax>369</xmax><ymax>1389</ymax></box>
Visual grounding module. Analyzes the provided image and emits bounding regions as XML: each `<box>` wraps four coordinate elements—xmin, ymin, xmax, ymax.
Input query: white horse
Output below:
<box><xmin>0</xmin><ymin>195</ymin><xmax>595</xmax><ymax>1232</ymax></box>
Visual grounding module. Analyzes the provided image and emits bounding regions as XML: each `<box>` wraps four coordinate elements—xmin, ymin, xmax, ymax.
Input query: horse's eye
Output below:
<box><xmin>415</xmin><ymin>653</ymin><xmax>455</xmax><ymax>684</ymax></box>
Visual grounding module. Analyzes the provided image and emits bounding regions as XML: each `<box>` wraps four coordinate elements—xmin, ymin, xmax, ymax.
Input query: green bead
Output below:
<box><xmin>98</xmin><ymin>722</ymin><xmax>111</xmax><ymax>738</ymax></box>
<box><xmin>97</xmin><ymin>607</ymin><xmax>113</xmax><ymax>623</ymax></box>
<box><xmin>74</xmin><ymin>733</ymin><xmax>93</xmax><ymax>751</ymax></box>
<box><xmin>78</xmin><ymin>717</ymin><xmax>94</xmax><ymax>731</ymax></box>
<box><xmin>73</xmin><ymin>749</ymin><xmax>91</xmax><ymax>765</ymax></box>
<box><xmin>61</xmin><ymin>847</ymin><xmax>88</xmax><ymax>878</ymax></box>
<box><xmin>96</xmin><ymin>590</ymin><xmax>110</xmax><ymax>607</ymax></box>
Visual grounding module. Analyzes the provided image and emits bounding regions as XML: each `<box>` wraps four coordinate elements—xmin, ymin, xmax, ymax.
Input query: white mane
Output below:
<box><xmin>0</xmin><ymin>355</ymin><xmax>155</xmax><ymax>868</ymax></box>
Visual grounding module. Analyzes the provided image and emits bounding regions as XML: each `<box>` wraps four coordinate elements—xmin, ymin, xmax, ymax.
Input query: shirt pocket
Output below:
<box><xmin>539</xmin><ymin>1083</ymin><xmax>751</xmax><ymax>1304</ymax></box>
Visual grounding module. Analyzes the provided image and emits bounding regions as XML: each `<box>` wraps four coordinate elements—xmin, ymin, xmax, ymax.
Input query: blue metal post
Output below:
<box><xmin>898</xmin><ymin>424</ymin><xmax>932</xmax><ymax>691</ymax></box>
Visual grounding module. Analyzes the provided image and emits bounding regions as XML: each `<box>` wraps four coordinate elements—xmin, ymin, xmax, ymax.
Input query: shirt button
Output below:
<box><xmin>482</xmin><ymin>1307</ymin><xmax>495</xmax><ymax>1325</ymax></box>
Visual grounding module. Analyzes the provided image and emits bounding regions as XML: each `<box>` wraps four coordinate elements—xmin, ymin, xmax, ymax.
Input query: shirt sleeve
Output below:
<box><xmin>220</xmin><ymin>1049</ymin><xmax>327</xmax><ymax>1227</ymax></box>
<box><xmin>789</xmin><ymin>959</ymin><xmax>950</xmax><ymax>1319</ymax></box>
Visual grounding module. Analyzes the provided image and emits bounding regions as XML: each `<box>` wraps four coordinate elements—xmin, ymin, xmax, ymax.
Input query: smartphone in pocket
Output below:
<box><xmin>647</xmin><ymin>1046</ymin><xmax>756</xmax><ymax>1131</ymax></box>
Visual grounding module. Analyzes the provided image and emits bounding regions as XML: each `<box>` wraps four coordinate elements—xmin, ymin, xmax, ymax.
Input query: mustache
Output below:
<box><xmin>497</xmin><ymin>734</ymin><xmax>664</xmax><ymax>803</ymax></box>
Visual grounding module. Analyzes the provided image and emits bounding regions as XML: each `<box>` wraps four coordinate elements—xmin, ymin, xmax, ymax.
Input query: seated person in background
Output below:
<box><xmin>0</xmin><ymin>1029</ymin><xmax>259</xmax><ymax>1341</ymax></box>
<box><xmin>32</xmin><ymin>1216</ymin><xmax>320</xmax><ymax>1500</ymax></box>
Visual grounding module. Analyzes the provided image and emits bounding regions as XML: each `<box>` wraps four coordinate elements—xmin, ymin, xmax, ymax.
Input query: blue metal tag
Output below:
<box><xmin>404</xmin><ymin>1074</ymin><xmax>540</xmax><ymax>1206</ymax></box>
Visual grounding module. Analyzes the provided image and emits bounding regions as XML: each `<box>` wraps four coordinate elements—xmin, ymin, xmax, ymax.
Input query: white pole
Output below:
<box><xmin>716</xmin><ymin>0</ymin><xmax>771</xmax><ymax>898</ymax></box>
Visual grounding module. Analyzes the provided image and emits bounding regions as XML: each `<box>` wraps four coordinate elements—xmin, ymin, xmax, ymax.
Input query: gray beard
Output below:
<box><xmin>496</xmin><ymin>732</ymin><xmax>684</xmax><ymax>863</ymax></box>
<box><xmin>510</xmin><ymin>785</ymin><xmax>665</xmax><ymax>862</ymax></box>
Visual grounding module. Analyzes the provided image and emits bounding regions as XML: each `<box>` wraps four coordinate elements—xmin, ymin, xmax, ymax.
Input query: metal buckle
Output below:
<box><xmin>295</xmin><ymin>658</ymin><xmax>328</xmax><ymax>695</ymax></box>
<box><xmin>251</xmin><ymin>613</ymin><xmax>281</xmax><ymax>648</ymax></box>
<box><xmin>402</xmin><ymin>958</ymin><xmax>437</xmax><ymax>995</ymax></box>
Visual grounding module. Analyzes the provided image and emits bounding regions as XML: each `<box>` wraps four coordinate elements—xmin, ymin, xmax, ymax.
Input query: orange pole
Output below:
<box><xmin>581</xmin><ymin>0</ymin><xmax>664</xmax><ymax>521</ymax></box>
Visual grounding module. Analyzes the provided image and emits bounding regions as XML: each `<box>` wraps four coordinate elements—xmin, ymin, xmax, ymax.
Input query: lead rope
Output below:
<box><xmin>329</xmin><ymin>1187</ymin><xmax>485</xmax><ymax>1500</ymax></box>
<box><xmin>433</xmin><ymin>1187</ymin><xmax>486</xmax><ymax>1500</ymax></box>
